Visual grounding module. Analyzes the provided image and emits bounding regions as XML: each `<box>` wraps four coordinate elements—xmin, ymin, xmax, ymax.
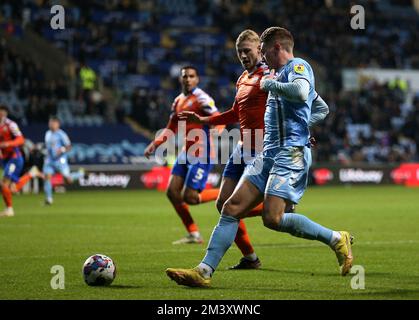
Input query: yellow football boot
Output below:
<box><xmin>166</xmin><ymin>267</ymin><xmax>211</xmax><ymax>288</ymax></box>
<box><xmin>332</xmin><ymin>231</ymin><xmax>354</xmax><ymax>276</ymax></box>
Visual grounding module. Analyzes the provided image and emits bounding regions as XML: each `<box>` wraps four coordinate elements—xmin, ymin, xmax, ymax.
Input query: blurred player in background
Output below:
<box><xmin>179</xmin><ymin>30</ymin><xmax>267</xmax><ymax>269</ymax></box>
<box><xmin>0</xmin><ymin>104</ymin><xmax>42</xmax><ymax>217</ymax></box>
<box><xmin>43</xmin><ymin>116</ymin><xmax>85</xmax><ymax>205</ymax></box>
<box><xmin>167</xmin><ymin>27</ymin><xmax>352</xmax><ymax>287</ymax></box>
<box><xmin>144</xmin><ymin>66</ymin><xmax>221</xmax><ymax>244</ymax></box>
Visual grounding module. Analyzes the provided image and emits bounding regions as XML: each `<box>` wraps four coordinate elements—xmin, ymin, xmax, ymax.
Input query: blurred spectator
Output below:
<box><xmin>0</xmin><ymin>0</ymin><xmax>418</xmax><ymax>164</ymax></box>
<box><xmin>78</xmin><ymin>61</ymin><xmax>98</xmax><ymax>114</ymax></box>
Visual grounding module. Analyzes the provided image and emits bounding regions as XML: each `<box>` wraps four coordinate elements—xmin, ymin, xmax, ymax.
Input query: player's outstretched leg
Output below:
<box><xmin>166</xmin><ymin>179</ymin><xmax>263</xmax><ymax>287</ymax></box>
<box><xmin>166</xmin><ymin>214</ymin><xmax>240</xmax><ymax>287</ymax></box>
<box><xmin>263</xmin><ymin>194</ymin><xmax>353</xmax><ymax>276</ymax></box>
<box><xmin>44</xmin><ymin>174</ymin><xmax>53</xmax><ymax>205</ymax></box>
<box><xmin>216</xmin><ymin>177</ymin><xmax>262</xmax><ymax>270</ymax></box>
<box><xmin>12</xmin><ymin>166</ymin><xmax>43</xmax><ymax>194</ymax></box>
<box><xmin>167</xmin><ymin>176</ymin><xmax>203</xmax><ymax>244</ymax></box>
<box><xmin>68</xmin><ymin>168</ymin><xmax>85</xmax><ymax>182</ymax></box>
<box><xmin>0</xmin><ymin>182</ymin><xmax>13</xmax><ymax>217</ymax></box>
<box><xmin>230</xmin><ymin>201</ymin><xmax>296</xmax><ymax>269</ymax></box>
<box><xmin>198</xmin><ymin>188</ymin><xmax>219</xmax><ymax>204</ymax></box>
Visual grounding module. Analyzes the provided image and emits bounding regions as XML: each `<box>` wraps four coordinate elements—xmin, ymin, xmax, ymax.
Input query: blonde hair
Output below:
<box><xmin>236</xmin><ymin>29</ymin><xmax>260</xmax><ymax>46</ymax></box>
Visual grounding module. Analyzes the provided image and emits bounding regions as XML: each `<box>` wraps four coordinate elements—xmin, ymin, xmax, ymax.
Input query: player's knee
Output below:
<box><xmin>166</xmin><ymin>188</ymin><xmax>182</xmax><ymax>203</ymax></box>
<box><xmin>221</xmin><ymin>198</ymin><xmax>241</xmax><ymax>217</ymax></box>
<box><xmin>1</xmin><ymin>179</ymin><xmax>10</xmax><ymax>188</ymax></box>
<box><xmin>10</xmin><ymin>184</ymin><xmax>17</xmax><ymax>193</ymax></box>
<box><xmin>182</xmin><ymin>191</ymin><xmax>200</xmax><ymax>205</ymax></box>
<box><xmin>262</xmin><ymin>213</ymin><xmax>281</xmax><ymax>230</ymax></box>
<box><xmin>262</xmin><ymin>205</ymin><xmax>284</xmax><ymax>230</ymax></box>
<box><xmin>215</xmin><ymin>197</ymin><xmax>225</xmax><ymax>214</ymax></box>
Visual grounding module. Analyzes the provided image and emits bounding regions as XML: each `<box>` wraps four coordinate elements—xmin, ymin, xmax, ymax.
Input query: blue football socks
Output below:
<box><xmin>278</xmin><ymin>213</ymin><xmax>333</xmax><ymax>245</ymax></box>
<box><xmin>201</xmin><ymin>215</ymin><xmax>239</xmax><ymax>272</ymax></box>
<box><xmin>44</xmin><ymin>179</ymin><xmax>53</xmax><ymax>201</ymax></box>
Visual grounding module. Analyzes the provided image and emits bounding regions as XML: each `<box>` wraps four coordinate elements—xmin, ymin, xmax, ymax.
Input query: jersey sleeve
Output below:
<box><xmin>61</xmin><ymin>131</ymin><xmax>71</xmax><ymax>146</ymax></box>
<box><xmin>169</xmin><ymin>99</ymin><xmax>178</xmax><ymax>119</ymax></box>
<box><xmin>205</xmin><ymin>100</ymin><xmax>239</xmax><ymax>125</ymax></box>
<box><xmin>309</xmin><ymin>93</ymin><xmax>329</xmax><ymax>127</ymax></box>
<box><xmin>3</xmin><ymin>121</ymin><xmax>25</xmax><ymax>148</ymax></box>
<box><xmin>9</xmin><ymin>122</ymin><xmax>23</xmax><ymax>138</ymax></box>
<box><xmin>197</xmin><ymin>93</ymin><xmax>218</xmax><ymax>115</ymax></box>
<box><xmin>168</xmin><ymin>99</ymin><xmax>179</xmax><ymax>131</ymax></box>
<box><xmin>153</xmin><ymin>99</ymin><xmax>179</xmax><ymax>147</ymax></box>
<box><xmin>287</xmin><ymin>60</ymin><xmax>312</xmax><ymax>85</ymax></box>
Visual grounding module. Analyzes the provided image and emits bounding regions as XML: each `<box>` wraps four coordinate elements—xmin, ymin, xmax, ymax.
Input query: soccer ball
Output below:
<box><xmin>82</xmin><ymin>254</ymin><xmax>116</xmax><ymax>286</ymax></box>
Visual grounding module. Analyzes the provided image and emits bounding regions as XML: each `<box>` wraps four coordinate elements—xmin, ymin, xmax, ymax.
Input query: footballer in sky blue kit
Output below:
<box><xmin>244</xmin><ymin>56</ymin><xmax>316</xmax><ymax>204</ymax></box>
<box><xmin>166</xmin><ymin>27</ymin><xmax>354</xmax><ymax>288</ymax></box>
<box><xmin>43</xmin><ymin>116</ymin><xmax>85</xmax><ymax>205</ymax></box>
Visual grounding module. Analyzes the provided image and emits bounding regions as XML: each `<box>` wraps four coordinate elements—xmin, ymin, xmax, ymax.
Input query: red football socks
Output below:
<box><xmin>173</xmin><ymin>203</ymin><xmax>199</xmax><ymax>233</ymax></box>
<box><xmin>234</xmin><ymin>220</ymin><xmax>255</xmax><ymax>256</ymax></box>
<box><xmin>199</xmin><ymin>188</ymin><xmax>219</xmax><ymax>203</ymax></box>
<box><xmin>2</xmin><ymin>185</ymin><xmax>12</xmax><ymax>207</ymax></box>
<box><xmin>15</xmin><ymin>174</ymin><xmax>32</xmax><ymax>192</ymax></box>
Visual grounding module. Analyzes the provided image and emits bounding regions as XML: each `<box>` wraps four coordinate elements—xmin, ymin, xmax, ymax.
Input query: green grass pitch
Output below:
<box><xmin>1</xmin><ymin>186</ymin><xmax>419</xmax><ymax>300</ymax></box>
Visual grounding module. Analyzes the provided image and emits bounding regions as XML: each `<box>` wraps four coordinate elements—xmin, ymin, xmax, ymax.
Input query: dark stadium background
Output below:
<box><xmin>1</xmin><ymin>0</ymin><xmax>419</xmax><ymax>191</ymax></box>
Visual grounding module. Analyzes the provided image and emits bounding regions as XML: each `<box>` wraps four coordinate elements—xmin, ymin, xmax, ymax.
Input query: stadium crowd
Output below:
<box><xmin>0</xmin><ymin>0</ymin><xmax>418</xmax><ymax>163</ymax></box>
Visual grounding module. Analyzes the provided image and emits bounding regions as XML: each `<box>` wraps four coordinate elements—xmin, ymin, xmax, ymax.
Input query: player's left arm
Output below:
<box><xmin>309</xmin><ymin>93</ymin><xmax>329</xmax><ymax>127</ymax></box>
<box><xmin>0</xmin><ymin>123</ymin><xmax>25</xmax><ymax>148</ymax></box>
<box><xmin>58</xmin><ymin>132</ymin><xmax>72</xmax><ymax>155</ymax></box>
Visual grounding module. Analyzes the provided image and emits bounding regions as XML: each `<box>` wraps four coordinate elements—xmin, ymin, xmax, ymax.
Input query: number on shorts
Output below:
<box><xmin>268</xmin><ymin>174</ymin><xmax>286</xmax><ymax>191</ymax></box>
<box><xmin>8</xmin><ymin>163</ymin><xmax>16</xmax><ymax>174</ymax></box>
<box><xmin>195</xmin><ymin>168</ymin><xmax>205</xmax><ymax>181</ymax></box>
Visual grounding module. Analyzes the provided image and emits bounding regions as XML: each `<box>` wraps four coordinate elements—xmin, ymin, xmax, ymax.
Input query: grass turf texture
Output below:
<box><xmin>1</xmin><ymin>186</ymin><xmax>419</xmax><ymax>300</ymax></box>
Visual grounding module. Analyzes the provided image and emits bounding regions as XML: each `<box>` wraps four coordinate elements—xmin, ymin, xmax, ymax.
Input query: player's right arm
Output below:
<box><xmin>261</xmin><ymin>69</ymin><xmax>310</xmax><ymax>103</ymax></box>
<box><xmin>178</xmin><ymin>100</ymin><xmax>239</xmax><ymax>126</ymax></box>
<box><xmin>144</xmin><ymin>102</ymin><xmax>179</xmax><ymax>158</ymax></box>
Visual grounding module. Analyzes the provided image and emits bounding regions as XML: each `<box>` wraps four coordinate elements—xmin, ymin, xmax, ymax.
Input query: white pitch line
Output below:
<box><xmin>0</xmin><ymin>240</ymin><xmax>418</xmax><ymax>261</ymax></box>
<box><xmin>254</xmin><ymin>239</ymin><xmax>419</xmax><ymax>249</ymax></box>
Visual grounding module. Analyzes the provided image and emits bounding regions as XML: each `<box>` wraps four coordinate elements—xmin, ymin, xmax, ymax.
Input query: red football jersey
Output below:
<box><xmin>155</xmin><ymin>87</ymin><xmax>218</xmax><ymax>158</ymax></box>
<box><xmin>0</xmin><ymin>118</ymin><xmax>24</xmax><ymax>159</ymax></box>
<box><xmin>207</xmin><ymin>63</ymin><xmax>268</xmax><ymax>150</ymax></box>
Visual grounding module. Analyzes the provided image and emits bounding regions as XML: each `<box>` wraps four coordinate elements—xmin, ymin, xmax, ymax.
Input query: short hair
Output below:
<box><xmin>0</xmin><ymin>104</ymin><xmax>9</xmax><ymax>113</ymax></box>
<box><xmin>180</xmin><ymin>65</ymin><xmax>199</xmax><ymax>76</ymax></box>
<box><xmin>236</xmin><ymin>29</ymin><xmax>260</xmax><ymax>46</ymax></box>
<box><xmin>260</xmin><ymin>27</ymin><xmax>294</xmax><ymax>52</ymax></box>
<box><xmin>49</xmin><ymin>116</ymin><xmax>61</xmax><ymax>123</ymax></box>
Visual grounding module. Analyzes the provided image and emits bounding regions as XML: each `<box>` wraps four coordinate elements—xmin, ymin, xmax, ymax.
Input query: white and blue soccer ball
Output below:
<box><xmin>82</xmin><ymin>254</ymin><xmax>116</xmax><ymax>286</ymax></box>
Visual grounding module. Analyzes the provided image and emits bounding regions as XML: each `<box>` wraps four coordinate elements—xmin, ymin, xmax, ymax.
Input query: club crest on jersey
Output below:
<box><xmin>187</xmin><ymin>101</ymin><xmax>193</xmax><ymax>108</ymax></box>
<box><xmin>294</xmin><ymin>64</ymin><xmax>305</xmax><ymax>74</ymax></box>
